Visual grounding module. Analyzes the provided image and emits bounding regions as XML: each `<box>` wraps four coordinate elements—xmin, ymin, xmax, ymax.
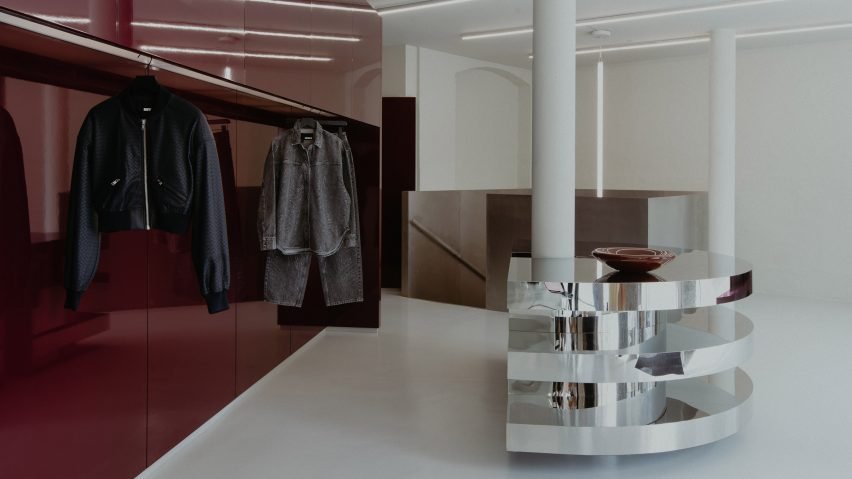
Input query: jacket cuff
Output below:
<box><xmin>65</xmin><ymin>290</ymin><xmax>83</xmax><ymax>311</ymax></box>
<box><xmin>260</xmin><ymin>237</ymin><xmax>276</xmax><ymax>251</ymax></box>
<box><xmin>205</xmin><ymin>290</ymin><xmax>229</xmax><ymax>314</ymax></box>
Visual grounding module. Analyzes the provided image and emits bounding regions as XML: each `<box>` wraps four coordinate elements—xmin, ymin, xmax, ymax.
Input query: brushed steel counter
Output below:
<box><xmin>400</xmin><ymin>189</ymin><xmax>707</xmax><ymax>311</ymax></box>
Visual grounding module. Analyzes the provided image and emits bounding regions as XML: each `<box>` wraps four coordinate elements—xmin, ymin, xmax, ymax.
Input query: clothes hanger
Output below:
<box><xmin>297</xmin><ymin>118</ymin><xmax>348</xmax><ymax>134</ymax></box>
<box><xmin>129</xmin><ymin>57</ymin><xmax>160</xmax><ymax>96</ymax></box>
<box><xmin>299</xmin><ymin>117</ymin><xmax>318</xmax><ymax>134</ymax></box>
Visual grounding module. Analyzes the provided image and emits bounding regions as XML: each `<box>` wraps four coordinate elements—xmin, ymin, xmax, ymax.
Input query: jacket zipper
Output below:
<box><xmin>141</xmin><ymin>118</ymin><xmax>151</xmax><ymax>230</ymax></box>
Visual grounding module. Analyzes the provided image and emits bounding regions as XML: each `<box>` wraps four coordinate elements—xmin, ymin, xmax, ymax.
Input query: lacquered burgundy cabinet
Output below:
<box><xmin>0</xmin><ymin>1</ymin><xmax>381</xmax><ymax>476</ymax></box>
<box><xmin>146</xmin><ymin>228</ymin><xmax>238</xmax><ymax>463</ymax></box>
<box><xmin>234</xmin><ymin>120</ymin><xmax>294</xmax><ymax>394</ymax></box>
<box><xmin>0</xmin><ymin>80</ymin><xmax>148</xmax><ymax>479</ymax></box>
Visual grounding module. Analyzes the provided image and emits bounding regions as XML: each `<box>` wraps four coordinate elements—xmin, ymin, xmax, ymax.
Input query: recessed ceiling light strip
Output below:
<box><xmin>378</xmin><ymin>0</ymin><xmax>477</xmax><ymax>16</ymax></box>
<box><xmin>463</xmin><ymin>0</ymin><xmax>784</xmax><ymax>41</ymax></box>
<box><xmin>131</xmin><ymin>21</ymin><xmax>360</xmax><ymax>42</ymax></box>
<box><xmin>463</xmin><ymin>27</ymin><xmax>533</xmax><ymax>41</ymax></box>
<box><xmin>577</xmin><ymin>0</ymin><xmax>784</xmax><ymax>27</ymax></box>
<box><xmin>576</xmin><ymin>36</ymin><xmax>710</xmax><ymax>55</ymax></box>
<box><xmin>528</xmin><ymin>22</ymin><xmax>852</xmax><ymax>58</ymax></box>
<box><xmin>737</xmin><ymin>22</ymin><xmax>852</xmax><ymax>38</ymax></box>
<box><xmin>140</xmin><ymin>45</ymin><xmax>333</xmax><ymax>62</ymax></box>
<box><xmin>247</xmin><ymin>0</ymin><xmax>376</xmax><ymax>14</ymax></box>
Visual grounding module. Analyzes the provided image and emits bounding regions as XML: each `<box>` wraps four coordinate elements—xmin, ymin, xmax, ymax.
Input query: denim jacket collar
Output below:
<box><xmin>290</xmin><ymin>118</ymin><xmax>325</xmax><ymax>149</ymax></box>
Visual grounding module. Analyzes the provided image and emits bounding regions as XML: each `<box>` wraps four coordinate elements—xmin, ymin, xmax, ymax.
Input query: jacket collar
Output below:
<box><xmin>290</xmin><ymin>118</ymin><xmax>325</xmax><ymax>149</ymax></box>
<box><xmin>118</xmin><ymin>80</ymin><xmax>172</xmax><ymax>119</ymax></box>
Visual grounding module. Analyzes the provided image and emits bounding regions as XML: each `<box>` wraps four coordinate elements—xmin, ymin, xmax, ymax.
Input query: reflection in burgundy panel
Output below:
<box><xmin>351</xmin><ymin>8</ymin><xmax>382</xmax><ymax>126</ymax></box>
<box><xmin>0</xmin><ymin>0</ymin><xmax>93</xmax><ymax>35</ymax></box>
<box><xmin>236</xmin><ymin>301</ymin><xmax>290</xmax><ymax>394</ymax></box>
<box><xmin>0</xmin><ymin>79</ymin><xmax>147</xmax><ymax>479</ymax></box>
<box><xmin>309</xmin><ymin>5</ymin><xmax>353</xmax><ymax>117</ymax></box>
<box><xmin>0</xmin><ymin>308</ymin><xmax>148</xmax><ymax>479</ymax></box>
<box><xmin>130</xmin><ymin>0</ymin><xmax>246</xmax><ymax>83</ymax></box>
<box><xmin>145</xmin><ymin>109</ymin><xmax>237</xmax><ymax>465</ymax></box>
<box><xmin>234</xmin><ymin>121</ymin><xmax>293</xmax><ymax>394</ymax></box>
<box><xmin>146</xmin><ymin>303</ymin><xmax>236</xmax><ymax>464</ymax></box>
<box><xmin>145</xmin><ymin>115</ymin><xmax>238</xmax><ymax>462</ymax></box>
<box><xmin>244</xmin><ymin>0</ymin><xmax>312</xmax><ymax>106</ymax></box>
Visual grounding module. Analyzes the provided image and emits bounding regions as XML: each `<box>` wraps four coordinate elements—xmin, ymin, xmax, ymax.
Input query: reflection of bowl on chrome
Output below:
<box><xmin>591</xmin><ymin>247</ymin><xmax>676</xmax><ymax>273</ymax></box>
<box><xmin>595</xmin><ymin>271</ymin><xmax>664</xmax><ymax>283</ymax></box>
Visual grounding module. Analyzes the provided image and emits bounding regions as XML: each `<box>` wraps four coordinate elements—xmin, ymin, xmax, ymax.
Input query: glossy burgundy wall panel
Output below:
<box><xmin>0</xmin><ymin>80</ymin><xmax>147</xmax><ymax>479</ymax></box>
<box><xmin>245</xmin><ymin>0</ymin><xmax>312</xmax><ymax>107</ymax></box>
<box><xmin>234</xmin><ymin>120</ymin><xmax>294</xmax><ymax>395</ymax></box>
<box><xmin>310</xmin><ymin>5</ymin><xmax>353</xmax><ymax>117</ymax></box>
<box><xmin>146</xmin><ymin>222</ymin><xmax>238</xmax><ymax>461</ymax></box>
<box><xmin>0</xmin><ymin>1</ymin><xmax>381</xmax><ymax>476</ymax></box>
<box><xmin>351</xmin><ymin>10</ymin><xmax>382</xmax><ymax>126</ymax></box>
<box><xmin>130</xmin><ymin>0</ymin><xmax>247</xmax><ymax>84</ymax></box>
<box><xmin>236</xmin><ymin>301</ymin><xmax>290</xmax><ymax>394</ymax></box>
<box><xmin>146</xmin><ymin>303</ymin><xmax>237</xmax><ymax>462</ymax></box>
<box><xmin>3</xmin><ymin>0</ymin><xmax>381</xmax><ymax>125</ymax></box>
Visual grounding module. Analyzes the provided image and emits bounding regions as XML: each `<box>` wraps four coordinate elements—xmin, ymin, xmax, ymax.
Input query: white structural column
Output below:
<box><xmin>531</xmin><ymin>0</ymin><xmax>576</xmax><ymax>259</ymax></box>
<box><xmin>709</xmin><ymin>29</ymin><xmax>736</xmax><ymax>257</ymax></box>
<box><xmin>709</xmin><ymin>29</ymin><xmax>737</xmax><ymax>394</ymax></box>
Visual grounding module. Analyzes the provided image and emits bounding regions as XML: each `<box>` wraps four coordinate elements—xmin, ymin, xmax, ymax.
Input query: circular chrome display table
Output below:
<box><xmin>505</xmin><ymin>251</ymin><xmax>753</xmax><ymax>455</ymax></box>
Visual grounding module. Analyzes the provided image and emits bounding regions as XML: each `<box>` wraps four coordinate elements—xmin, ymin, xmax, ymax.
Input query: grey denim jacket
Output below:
<box><xmin>258</xmin><ymin>119</ymin><xmax>359</xmax><ymax>256</ymax></box>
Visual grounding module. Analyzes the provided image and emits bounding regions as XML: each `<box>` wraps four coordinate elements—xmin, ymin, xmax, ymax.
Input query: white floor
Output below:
<box><xmin>139</xmin><ymin>290</ymin><xmax>852</xmax><ymax>479</ymax></box>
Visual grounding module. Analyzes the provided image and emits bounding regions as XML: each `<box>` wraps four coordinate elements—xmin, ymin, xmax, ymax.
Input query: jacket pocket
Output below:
<box><xmin>155</xmin><ymin>177</ymin><xmax>188</xmax><ymax>207</ymax></box>
<box><xmin>99</xmin><ymin>177</ymin><xmax>124</xmax><ymax>210</ymax></box>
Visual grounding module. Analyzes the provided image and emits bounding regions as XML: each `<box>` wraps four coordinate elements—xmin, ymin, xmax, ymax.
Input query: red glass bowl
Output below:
<box><xmin>591</xmin><ymin>247</ymin><xmax>676</xmax><ymax>273</ymax></box>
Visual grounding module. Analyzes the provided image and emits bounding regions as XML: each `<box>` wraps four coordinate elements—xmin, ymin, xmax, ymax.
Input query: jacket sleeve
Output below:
<box><xmin>257</xmin><ymin>139</ymin><xmax>278</xmax><ymax>251</ymax></box>
<box><xmin>191</xmin><ymin>118</ymin><xmax>231</xmax><ymax>314</ymax></box>
<box><xmin>341</xmin><ymin>136</ymin><xmax>360</xmax><ymax>248</ymax></box>
<box><xmin>64</xmin><ymin>114</ymin><xmax>100</xmax><ymax>311</ymax></box>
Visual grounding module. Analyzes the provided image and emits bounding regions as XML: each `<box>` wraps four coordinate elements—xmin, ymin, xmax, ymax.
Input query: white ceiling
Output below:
<box><xmin>371</xmin><ymin>0</ymin><xmax>852</xmax><ymax>67</ymax></box>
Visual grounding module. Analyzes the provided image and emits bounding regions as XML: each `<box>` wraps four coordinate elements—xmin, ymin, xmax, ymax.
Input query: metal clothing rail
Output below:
<box><xmin>0</xmin><ymin>7</ymin><xmax>334</xmax><ymax>118</ymax></box>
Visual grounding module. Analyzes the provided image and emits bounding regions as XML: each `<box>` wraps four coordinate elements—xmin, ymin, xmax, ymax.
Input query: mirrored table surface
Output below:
<box><xmin>507</xmin><ymin>251</ymin><xmax>752</xmax><ymax>313</ymax></box>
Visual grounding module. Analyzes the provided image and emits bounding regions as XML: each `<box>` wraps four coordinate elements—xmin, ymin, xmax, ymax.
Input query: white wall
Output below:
<box><xmin>384</xmin><ymin>39</ymin><xmax>852</xmax><ymax>301</ymax></box>
<box><xmin>383</xmin><ymin>46</ymin><xmax>533</xmax><ymax>190</ymax></box>
<box><xmin>455</xmin><ymin>68</ymin><xmax>531</xmax><ymax>189</ymax></box>
<box><xmin>584</xmin><ymin>39</ymin><xmax>852</xmax><ymax>301</ymax></box>
<box><xmin>581</xmin><ymin>56</ymin><xmax>710</xmax><ymax>192</ymax></box>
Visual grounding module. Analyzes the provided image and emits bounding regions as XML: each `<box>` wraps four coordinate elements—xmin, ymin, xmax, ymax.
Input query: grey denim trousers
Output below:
<box><xmin>259</xmin><ymin>121</ymin><xmax>363</xmax><ymax>306</ymax></box>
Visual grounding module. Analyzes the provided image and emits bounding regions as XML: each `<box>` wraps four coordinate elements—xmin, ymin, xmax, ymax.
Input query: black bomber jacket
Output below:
<box><xmin>64</xmin><ymin>82</ymin><xmax>230</xmax><ymax>314</ymax></box>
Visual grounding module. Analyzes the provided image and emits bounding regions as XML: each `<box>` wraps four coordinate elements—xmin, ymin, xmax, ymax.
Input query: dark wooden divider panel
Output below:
<box><xmin>381</xmin><ymin>97</ymin><xmax>416</xmax><ymax>288</ymax></box>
